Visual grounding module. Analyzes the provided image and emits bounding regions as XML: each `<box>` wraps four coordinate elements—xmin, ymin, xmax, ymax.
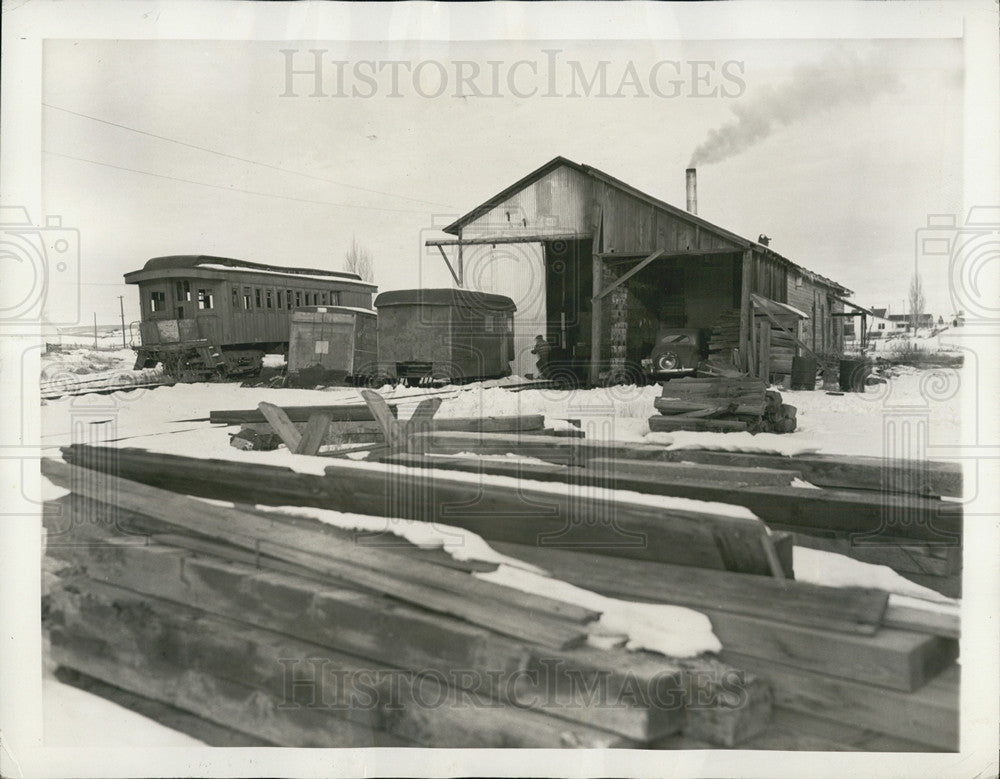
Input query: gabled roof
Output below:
<box><xmin>443</xmin><ymin>156</ymin><xmax>852</xmax><ymax>296</ymax></box>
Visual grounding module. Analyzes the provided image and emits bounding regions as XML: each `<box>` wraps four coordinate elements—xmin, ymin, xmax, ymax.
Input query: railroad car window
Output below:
<box><xmin>331</xmin><ymin>292</ymin><xmax>340</xmax><ymax>306</ymax></box>
<box><xmin>197</xmin><ymin>289</ymin><xmax>214</xmax><ymax>310</ymax></box>
<box><xmin>266</xmin><ymin>289</ymin><xmax>274</xmax><ymax>309</ymax></box>
<box><xmin>255</xmin><ymin>288</ymin><xmax>262</xmax><ymax>308</ymax></box>
<box><xmin>277</xmin><ymin>291</ymin><xmax>284</xmax><ymax>309</ymax></box>
<box><xmin>175</xmin><ymin>280</ymin><xmax>191</xmax><ymax>302</ymax></box>
<box><xmin>286</xmin><ymin>289</ymin><xmax>294</xmax><ymax>309</ymax></box>
<box><xmin>243</xmin><ymin>287</ymin><xmax>253</xmax><ymax>309</ymax></box>
<box><xmin>295</xmin><ymin>291</ymin><xmax>302</xmax><ymax>307</ymax></box>
<box><xmin>149</xmin><ymin>290</ymin><xmax>166</xmax><ymax>312</ymax></box>
<box><xmin>320</xmin><ymin>292</ymin><xmax>328</xmax><ymax>305</ymax></box>
<box><xmin>231</xmin><ymin>287</ymin><xmax>240</xmax><ymax>309</ymax></box>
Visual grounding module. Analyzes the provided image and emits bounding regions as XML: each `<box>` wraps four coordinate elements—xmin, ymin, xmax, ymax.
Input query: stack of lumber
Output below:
<box><xmin>41</xmin><ymin>455</ymin><xmax>778</xmax><ymax>749</ymax></box>
<box><xmin>58</xmin><ymin>444</ymin><xmax>794</xmax><ymax>577</ymax></box>
<box><xmin>391</xmin><ymin>432</ymin><xmax>964</xmax><ymax>598</ymax></box>
<box><xmin>220</xmin><ymin>399</ymin><xmax>581</xmax><ymax>454</ymax></box>
<box><xmin>651</xmin><ymin>377</ymin><xmax>798</xmax><ymax>434</ymax></box>
<box><xmin>707</xmin><ymin>309</ymin><xmax>741</xmax><ymax>357</ymax></box>
<box><xmin>477</xmin><ymin>534</ymin><xmax>960</xmax><ymax>751</ymax></box>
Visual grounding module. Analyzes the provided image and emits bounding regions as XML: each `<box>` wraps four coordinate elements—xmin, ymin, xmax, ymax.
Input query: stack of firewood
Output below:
<box><xmin>649</xmin><ymin>376</ymin><xmax>797</xmax><ymax>434</ymax></box>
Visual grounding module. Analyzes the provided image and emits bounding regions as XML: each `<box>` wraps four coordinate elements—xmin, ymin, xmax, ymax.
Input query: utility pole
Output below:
<box><xmin>118</xmin><ymin>295</ymin><xmax>127</xmax><ymax>348</ymax></box>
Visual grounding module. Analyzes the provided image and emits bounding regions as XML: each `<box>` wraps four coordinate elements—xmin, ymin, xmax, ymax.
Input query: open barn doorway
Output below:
<box><xmin>543</xmin><ymin>238</ymin><xmax>592</xmax><ymax>381</ymax></box>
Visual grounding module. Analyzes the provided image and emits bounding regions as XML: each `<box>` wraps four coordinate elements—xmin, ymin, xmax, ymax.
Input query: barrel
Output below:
<box><xmin>839</xmin><ymin>357</ymin><xmax>870</xmax><ymax>392</ymax></box>
<box><xmin>790</xmin><ymin>355</ymin><xmax>817</xmax><ymax>390</ymax></box>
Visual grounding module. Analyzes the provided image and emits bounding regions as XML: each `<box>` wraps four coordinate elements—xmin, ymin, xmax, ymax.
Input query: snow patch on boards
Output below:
<box><xmin>793</xmin><ymin>546</ymin><xmax>957</xmax><ymax>605</ymax></box>
<box><xmin>477</xmin><ymin>565</ymin><xmax>722</xmax><ymax>658</ymax></box>
<box><xmin>249</xmin><ymin>501</ymin><xmax>722</xmax><ymax>659</ymax></box>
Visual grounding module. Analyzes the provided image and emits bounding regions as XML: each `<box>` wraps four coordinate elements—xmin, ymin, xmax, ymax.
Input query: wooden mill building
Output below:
<box><xmin>427</xmin><ymin>156</ymin><xmax>855</xmax><ymax>382</ymax></box>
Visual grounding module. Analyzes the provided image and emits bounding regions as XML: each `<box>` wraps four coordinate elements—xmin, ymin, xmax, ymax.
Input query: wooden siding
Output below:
<box><xmin>594</xmin><ymin>179</ymin><xmax>742</xmax><ymax>256</ymax></box>
<box><xmin>461</xmin><ymin>166</ymin><xmax>592</xmax><ymax>239</ymax></box>
<box><xmin>787</xmin><ymin>270</ymin><xmax>844</xmax><ymax>354</ymax></box>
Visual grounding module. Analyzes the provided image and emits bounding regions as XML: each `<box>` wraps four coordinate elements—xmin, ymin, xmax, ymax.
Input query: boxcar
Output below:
<box><xmin>287</xmin><ymin>305</ymin><xmax>377</xmax><ymax>386</ymax></box>
<box><xmin>373</xmin><ymin>288</ymin><xmax>516</xmax><ymax>384</ymax></box>
<box><xmin>124</xmin><ymin>255</ymin><xmax>376</xmax><ymax>381</ymax></box>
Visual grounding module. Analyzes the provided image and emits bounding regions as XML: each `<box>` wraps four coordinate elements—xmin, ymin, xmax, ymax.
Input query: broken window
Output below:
<box><xmin>197</xmin><ymin>289</ymin><xmax>214</xmax><ymax>310</ymax></box>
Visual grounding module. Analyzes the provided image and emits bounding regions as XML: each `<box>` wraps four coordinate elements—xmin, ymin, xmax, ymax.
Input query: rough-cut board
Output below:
<box><xmin>587</xmin><ymin>458</ymin><xmax>800</xmax><ymax>488</ymax></box>
<box><xmin>57</xmin><ymin>446</ymin><xmax>786</xmax><ymax>576</ymax></box>
<box><xmin>42</xmin><ymin>462</ymin><xmax>594</xmax><ymax>650</ymax></box>
<box><xmin>405</xmin><ymin>431</ymin><xmax>963</xmax><ymax>498</ymax></box>
<box><xmin>210</xmin><ymin>404</ymin><xmax>391</xmax><ymax>424</ymax></box>
<box><xmin>48</xmin><ymin>582</ymin><xmax>637</xmax><ymax>748</ymax></box>
<box><xmin>489</xmin><ymin>541</ymin><xmax>888</xmax><ymax>635</ymax></box>
<box><xmin>648</xmin><ymin>416</ymin><xmax>749</xmax><ymax>433</ymax></box>
<box><xmin>385</xmin><ymin>448</ymin><xmax>961</xmax><ymax>545</ymax></box>
<box><xmin>294</xmin><ymin>412</ymin><xmax>334</xmax><ymax>455</ymax></box>
<box><xmin>720</xmin><ymin>652</ymin><xmax>959</xmax><ymax>751</ymax></box>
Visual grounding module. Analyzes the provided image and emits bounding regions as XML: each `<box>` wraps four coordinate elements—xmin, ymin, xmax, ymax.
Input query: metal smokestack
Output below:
<box><xmin>685</xmin><ymin>168</ymin><xmax>697</xmax><ymax>215</ymax></box>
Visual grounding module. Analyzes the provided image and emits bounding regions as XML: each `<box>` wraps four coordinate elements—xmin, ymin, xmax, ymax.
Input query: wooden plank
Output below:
<box><xmin>648</xmin><ymin>416</ymin><xmax>748</xmax><ymax>433</ymax></box>
<box><xmin>257</xmin><ymin>402</ymin><xmax>301</xmax><ymax>451</ymax></box>
<box><xmin>360</xmin><ymin>388</ymin><xmax>406</xmax><ymax>449</ymax></box>
<box><xmin>883</xmin><ymin>600</ymin><xmax>960</xmax><ymax>639</ymax></box>
<box><xmin>42</xmin><ymin>460</ymin><xmax>593</xmax><ymax>650</ymax></box>
<box><xmin>739</xmin><ymin>249</ymin><xmax>752</xmax><ymax>370</ymax></box>
<box><xmin>404</xmin><ymin>432</ymin><xmax>962</xmax><ymax>498</ymax></box>
<box><xmin>489</xmin><ymin>541</ymin><xmax>888</xmax><ymax>635</ymax></box>
<box><xmin>48</xmin><ymin>582</ymin><xmax>637</xmax><ymax>748</ymax></box>
<box><xmin>210</xmin><ymin>404</ymin><xmax>390</xmax><ymax>425</ymax></box>
<box><xmin>294</xmin><ymin>412</ymin><xmax>333</xmax><ymax>455</ymax></box>
<box><xmin>593</xmin><ymin>249</ymin><xmax>664</xmax><ymax>301</ymax></box>
<box><xmin>720</xmin><ymin>651</ymin><xmax>959</xmax><ymax>751</ymax></box>
<box><xmin>383</xmin><ymin>450</ymin><xmax>959</xmax><ymax>547</ymax></box>
<box><xmin>708</xmin><ymin>611</ymin><xmax>957</xmax><ymax>693</ymax></box>
<box><xmin>589</xmin><ymin>458</ymin><xmax>799</xmax><ymax>488</ymax></box>
<box><xmin>58</xmin><ymin>446</ymin><xmax>779</xmax><ymax>576</ymax></box>
<box><xmin>408</xmin><ymin>396</ymin><xmax>443</xmax><ymax>421</ymax></box>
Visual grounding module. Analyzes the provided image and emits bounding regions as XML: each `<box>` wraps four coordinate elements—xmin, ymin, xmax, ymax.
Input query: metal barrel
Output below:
<box><xmin>839</xmin><ymin>357</ymin><xmax>870</xmax><ymax>392</ymax></box>
<box><xmin>790</xmin><ymin>355</ymin><xmax>818</xmax><ymax>390</ymax></box>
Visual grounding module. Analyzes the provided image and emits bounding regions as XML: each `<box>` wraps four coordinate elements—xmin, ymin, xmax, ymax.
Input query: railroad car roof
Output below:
<box><xmin>374</xmin><ymin>288</ymin><xmax>517</xmax><ymax>311</ymax></box>
<box><xmin>124</xmin><ymin>255</ymin><xmax>376</xmax><ymax>288</ymax></box>
<box><xmin>292</xmin><ymin>305</ymin><xmax>377</xmax><ymax>316</ymax></box>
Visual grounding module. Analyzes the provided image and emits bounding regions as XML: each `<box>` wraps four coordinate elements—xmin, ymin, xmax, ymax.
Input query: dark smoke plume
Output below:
<box><xmin>689</xmin><ymin>50</ymin><xmax>903</xmax><ymax>167</ymax></box>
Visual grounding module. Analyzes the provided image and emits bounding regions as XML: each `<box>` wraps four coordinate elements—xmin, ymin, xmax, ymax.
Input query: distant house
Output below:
<box><xmin>888</xmin><ymin>313</ymin><xmax>934</xmax><ymax>331</ymax></box>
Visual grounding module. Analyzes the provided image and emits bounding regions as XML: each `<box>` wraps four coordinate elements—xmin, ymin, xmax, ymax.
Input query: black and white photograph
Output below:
<box><xmin>1</xmin><ymin>2</ymin><xmax>998</xmax><ymax>776</ymax></box>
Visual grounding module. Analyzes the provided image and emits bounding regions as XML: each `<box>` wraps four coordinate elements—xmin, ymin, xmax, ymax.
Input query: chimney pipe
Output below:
<box><xmin>685</xmin><ymin>168</ymin><xmax>697</xmax><ymax>215</ymax></box>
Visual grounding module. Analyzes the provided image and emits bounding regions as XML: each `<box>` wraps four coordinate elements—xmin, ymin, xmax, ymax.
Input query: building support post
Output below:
<box><xmin>589</xmin><ymin>207</ymin><xmax>604</xmax><ymax>385</ymax></box>
<box><xmin>457</xmin><ymin>228</ymin><xmax>464</xmax><ymax>287</ymax></box>
<box><xmin>739</xmin><ymin>248</ymin><xmax>753</xmax><ymax>371</ymax></box>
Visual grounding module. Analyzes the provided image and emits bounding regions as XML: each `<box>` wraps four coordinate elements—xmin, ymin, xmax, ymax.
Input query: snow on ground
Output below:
<box><xmin>36</xmin><ymin>345</ymin><xmax>964</xmax><ymax>741</ymax></box>
<box><xmin>42</xmin><ymin>670</ymin><xmax>206</xmax><ymax>747</ymax></box>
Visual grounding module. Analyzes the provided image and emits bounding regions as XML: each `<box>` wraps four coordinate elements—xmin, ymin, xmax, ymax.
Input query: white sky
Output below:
<box><xmin>42</xmin><ymin>36</ymin><xmax>964</xmax><ymax>325</ymax></box>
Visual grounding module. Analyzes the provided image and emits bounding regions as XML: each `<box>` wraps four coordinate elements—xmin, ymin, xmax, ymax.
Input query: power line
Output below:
<box><xmin>44</xmin><ymin>149</ymin><xmax>436</xmax><ymax>215</ymax></box>
<box><xmin>43</xmin><ymin>102</ymin><xmax>456</xmax><ymax>210</ymax></box>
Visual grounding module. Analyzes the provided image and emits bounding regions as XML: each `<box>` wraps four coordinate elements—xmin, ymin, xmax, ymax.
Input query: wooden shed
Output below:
<box><xmin>427</xmin><ymin>157</ymin><xmax>853</xmax><ymax>384</ymax></box>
